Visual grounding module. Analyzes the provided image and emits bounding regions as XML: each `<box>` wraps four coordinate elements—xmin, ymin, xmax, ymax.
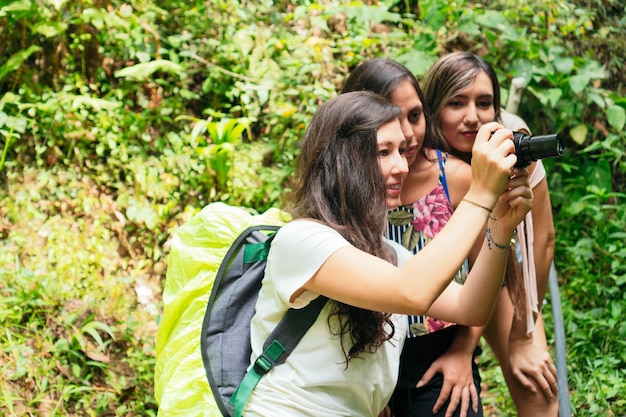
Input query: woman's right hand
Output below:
<box><xmin>465</xmin><ymin>122</ymin><xmax>517</xmax><ymax>208</ymax></box>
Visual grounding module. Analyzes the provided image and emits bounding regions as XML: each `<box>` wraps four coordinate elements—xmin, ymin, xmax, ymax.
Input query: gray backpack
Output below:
<box><xmin>200</xmin><ymin>225</ymin><xmax>327</xmax><ymax>417</ymax></box>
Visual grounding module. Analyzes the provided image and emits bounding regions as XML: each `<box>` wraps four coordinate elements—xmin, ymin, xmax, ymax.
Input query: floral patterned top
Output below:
<box><xmin>387</xmin><ymin>150</ymin><xmax>469</xmax><ymax>338</ymax></box>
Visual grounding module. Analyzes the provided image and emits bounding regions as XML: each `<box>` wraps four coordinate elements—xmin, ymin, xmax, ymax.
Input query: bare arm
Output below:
<box><xmin>303</xmin><ymin>124</ymin><xmax>526</xmax><ymax>323</ymax></box>
<box><xmin>509</xmin><ymin>168</ymin><xmax>554</xmax><ymax>339</ymax></box>
<box><xmin>304</xmin><ymin>170</ymin><xmax>531</xmax><ymax>326</ymax></box>
<box><xmin>303</xmin><ymin>202</ymin><xmax>503</xmax><ymax>319</ymax></box>
<box><xmin>445</xmin><ymin>155</ymin><xmax>482</xmax><ymax>267</ymax></box>
<box><xmin>528</xmin><ymin>175</ymin><xmax>555</xmax><ymax>307</ymax></box>
<box><xmin>412</xmin><ymin>153</ymin><xmax>489</xmax><ymax>417</ymax></box>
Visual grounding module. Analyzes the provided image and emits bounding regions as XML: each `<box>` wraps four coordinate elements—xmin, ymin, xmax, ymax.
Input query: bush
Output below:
<box><xmin>1</xmin><ymin>0</ymin><xmax>624</xmax><ymax>415</ymax></box>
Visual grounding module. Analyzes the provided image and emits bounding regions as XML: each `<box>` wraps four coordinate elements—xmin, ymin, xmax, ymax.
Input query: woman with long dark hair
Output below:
<box><xmin>243</xmin><ymin>90</ymin><xmax>532</xmax><ymax>416</ymax></box>
<box><xmin>343</xmin><ymin>58</ymin><xmax>484</xmax><ymax>417</ymax></box>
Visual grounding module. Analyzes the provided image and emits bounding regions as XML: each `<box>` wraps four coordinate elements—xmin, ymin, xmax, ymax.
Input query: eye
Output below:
<box><xmin>408</xmin><ymin>109</ymin><xmax>422</xmax><ymax>123</ymax></box>
<box><xmin>399</xmin><ymin>146</ymin><xmax>407</xmax><ymax>156</ymax></box>
<box><xmin>478</xmin><ymin>100</ymin><xmax>493</xmax><ymax>108</ymax></box>
<box><xmin>378</xmin><ymin>149</ymin><xmax>389</xmax><ymax>157</ymax></box>
<box><xmin>447</xmin><ymin>100</ymin><xmax>463</xmax><ymax>108</ymax></box>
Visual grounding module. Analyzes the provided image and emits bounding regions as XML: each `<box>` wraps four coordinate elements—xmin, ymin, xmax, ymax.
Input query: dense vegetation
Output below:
<box><xmin>1</xmin><ymin>0</ymin><xmax>624</xmax><ymax>415</ymax></box>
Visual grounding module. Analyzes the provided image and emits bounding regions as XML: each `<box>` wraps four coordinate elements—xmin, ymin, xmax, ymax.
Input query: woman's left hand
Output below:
<box><xmin>489</xmin><ymin>167</ymin><xmax>533</xmax><ymax>242</ymax></box>
<box><xmin>417</xmin><ymin>349</ymin><xmax>478</xmax><ymax>417</ymax></box>
<box><xmin>509</xmin><ymin>336</ymin><xmax>558</xmax><ymax>400</ymax></box>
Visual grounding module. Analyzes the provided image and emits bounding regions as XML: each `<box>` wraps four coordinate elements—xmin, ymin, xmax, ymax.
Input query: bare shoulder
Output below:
<box><xmin>444</xmin><ymin>154</ymin><xmax>471</xmax><ymax>183</ymax></box>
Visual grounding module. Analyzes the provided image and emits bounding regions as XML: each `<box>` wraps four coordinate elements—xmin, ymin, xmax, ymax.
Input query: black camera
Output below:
<box><xmin>513</xmin><ymin>132</ymin><xmax>564</xmax><ymax>167</ymax></box>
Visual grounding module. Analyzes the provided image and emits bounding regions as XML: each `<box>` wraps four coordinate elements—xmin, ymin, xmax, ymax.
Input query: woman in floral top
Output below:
<box><xmin>387</xmin><ymin>153</ymin><xmax>468</xmax><ymax>337</ymax></box>
<box><xmin>342</xmin><ymin>59</ymin><xmax>485</xmax><ymax>417</ymax></box>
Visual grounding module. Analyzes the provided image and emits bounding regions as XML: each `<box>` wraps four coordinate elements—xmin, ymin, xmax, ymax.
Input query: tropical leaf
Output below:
<box><xmin>0</xmin><ymin>45</ymin><xmax>42</xmax><ymax>83</ymax></box>
<box><xmin>114</xmin><ymin>59</ymin><xmax>186</xmax><ymax>81</ymax></box>
<box><xmin>387</xmin><ymin>210</ymin><xmax>413</xmax><ymax>226</ymax></box>
<box><xmin>402</xmin><ymin>228</ymin><xmax>420</xmax><ymax>252</ymax></box>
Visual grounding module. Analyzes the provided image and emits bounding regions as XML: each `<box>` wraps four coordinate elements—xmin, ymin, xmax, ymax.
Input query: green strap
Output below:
<box><xmin>231</xmin><ymin>339</ymin><xmax>286</xmax><ymax>417</ymax></box>
<box><xmin>243</xmin><ymin>240</ymin><xmax>271</xmax><ymax>264</ymax></box>
<box><xmin>230</xmin><ymin>243</ymin><xmax>397</xmax><ymax>416</ymax></box>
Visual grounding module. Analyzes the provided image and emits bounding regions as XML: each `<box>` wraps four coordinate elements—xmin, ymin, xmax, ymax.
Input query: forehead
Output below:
<box><xmin>377</xmin><ymin>119</ymin><xmax>405</xmax><ymax>144</ymax></box>
<box><xmin>456</xmin><ymin>71</ymin><xmax>493</xmax><ymax>96</ymax></box>
<box><xmin>390</xmin><ymin>80</ymin><xmax>422</xmax><ymax>107</ymax></box>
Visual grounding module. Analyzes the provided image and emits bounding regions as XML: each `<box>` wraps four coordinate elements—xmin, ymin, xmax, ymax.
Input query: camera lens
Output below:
<box><xmin>513</xmin><ymin>132</ymin><xmax>564</xmax><ymax>167</ymax></box>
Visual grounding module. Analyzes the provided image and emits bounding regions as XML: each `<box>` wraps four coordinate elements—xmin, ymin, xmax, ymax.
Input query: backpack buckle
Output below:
<box><xmin>253</xmin><ymin>339</ymin><xmax>286</xmax><ymax>375</ymax></box>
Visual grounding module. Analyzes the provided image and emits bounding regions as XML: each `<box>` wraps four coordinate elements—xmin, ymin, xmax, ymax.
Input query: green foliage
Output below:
<box><xmin>0</xmin><ymin>94</ymin><xmax>28</xmax><ymax>172</ymax></box>
<box><xmin>0</xmin><ymin>0</ymin><xmax>625</xmax><ymax>415</ymax></box>
<box><xmin>0</xmin><ymin>168</ymin><xmax>159</xmax><ymax>415</ymax></box>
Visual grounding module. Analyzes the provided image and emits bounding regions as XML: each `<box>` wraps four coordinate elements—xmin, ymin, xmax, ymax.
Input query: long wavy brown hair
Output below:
<box><xmin>422</xmin><ymin>52</ymin><xmax>526</xmax><ymax>318</ymax></box>
<box><xmin>285</xmin><ymin>91</ymin><xmax>401</xmax><ymax>362</ymax></box>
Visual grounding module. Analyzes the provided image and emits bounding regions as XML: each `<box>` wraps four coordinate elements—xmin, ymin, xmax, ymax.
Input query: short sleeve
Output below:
<box><xmin>266</xmin><ymin>220</ymin><xmax>351</xmax><ymax>308</ymax></box>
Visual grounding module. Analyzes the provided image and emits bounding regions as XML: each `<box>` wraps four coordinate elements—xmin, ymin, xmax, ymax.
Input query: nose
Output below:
<box><xmin>464</xmin><ymin>103</ymin><xmax>478</xmax><ymax>125</ymax></box>
<box><xmin>392</xmin><ymin>152</ymin><xmax>409</xmax><ymax>177</ymax></box>
<box><xmin>400</xmin><ymin>118</ymin><xmax>414</xmax><ymax>143</ymax></box>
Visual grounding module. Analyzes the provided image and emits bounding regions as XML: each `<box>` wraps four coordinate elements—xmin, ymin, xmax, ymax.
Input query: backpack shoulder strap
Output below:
<box><xmin>230</xmin><ymin>295</ymin><xmax>327</xmax><ymax>417</ymax></box>
<box><xmin>230</xmin><ymin>240</ymin><xmax>397</xmax><ymax>416</ymax></box>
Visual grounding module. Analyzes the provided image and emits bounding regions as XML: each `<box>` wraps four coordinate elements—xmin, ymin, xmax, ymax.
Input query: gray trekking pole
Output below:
<box><xmin>549</xmin><ymin>261</ymin><xmax>571</xmax><ymax>416</ymax></box>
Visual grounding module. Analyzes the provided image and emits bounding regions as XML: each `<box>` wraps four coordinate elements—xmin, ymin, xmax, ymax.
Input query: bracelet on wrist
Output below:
<box><xmin>462</xmin><ymin>198</ymin><xmax>493</xmax><ymax>214</ymax></box>
<box><xmin>486</xmin><ymin>227</ymin><xmax>515</xmax><ymax>252</ymax></box>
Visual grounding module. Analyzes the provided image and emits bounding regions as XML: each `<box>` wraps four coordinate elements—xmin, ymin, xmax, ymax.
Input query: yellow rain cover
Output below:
<box><xmin>155</xmin><ymin>202</ymin><xmax>289</xmax><ymax>416</ymax></box>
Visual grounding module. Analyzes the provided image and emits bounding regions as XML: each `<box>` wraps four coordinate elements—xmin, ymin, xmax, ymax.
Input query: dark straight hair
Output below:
<box><xmin>341</xmin><ymin>57</ymin><xmax>439</xmax><ymax>153</ymax></box>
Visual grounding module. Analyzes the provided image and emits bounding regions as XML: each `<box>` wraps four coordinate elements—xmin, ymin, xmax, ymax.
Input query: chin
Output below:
<box><xmin>386</xmin><ymin>198</ymin><xmax>402</xmax><ymax>211</ymax></box>
<box><xmin>406</xmin><ymin>153</ymin><xmax>418</xmax><ymax>167</ymax></box>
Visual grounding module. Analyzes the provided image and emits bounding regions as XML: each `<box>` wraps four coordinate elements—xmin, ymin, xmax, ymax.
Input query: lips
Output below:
<box><xmin>460</xmin><ymin>131</ymin><xmax>478</xmax><ymax>139</ymax></box>
<box><xmin>386</xmin><ymin>183</ymin><xmax>401</xmax><ymax>196</ymax></box>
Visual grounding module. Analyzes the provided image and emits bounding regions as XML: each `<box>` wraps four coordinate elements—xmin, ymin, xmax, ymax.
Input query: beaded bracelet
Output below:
<box><xmin>486</xmin><ymin>227</ymin><xmax>514</xmax><ymax>252</ymax></box>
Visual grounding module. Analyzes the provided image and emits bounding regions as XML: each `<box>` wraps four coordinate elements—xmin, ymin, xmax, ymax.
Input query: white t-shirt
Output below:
<box><xmin>244</xmin><ymin>220</ymin><xmax>409</xmax><ymax>417</ymax></box>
